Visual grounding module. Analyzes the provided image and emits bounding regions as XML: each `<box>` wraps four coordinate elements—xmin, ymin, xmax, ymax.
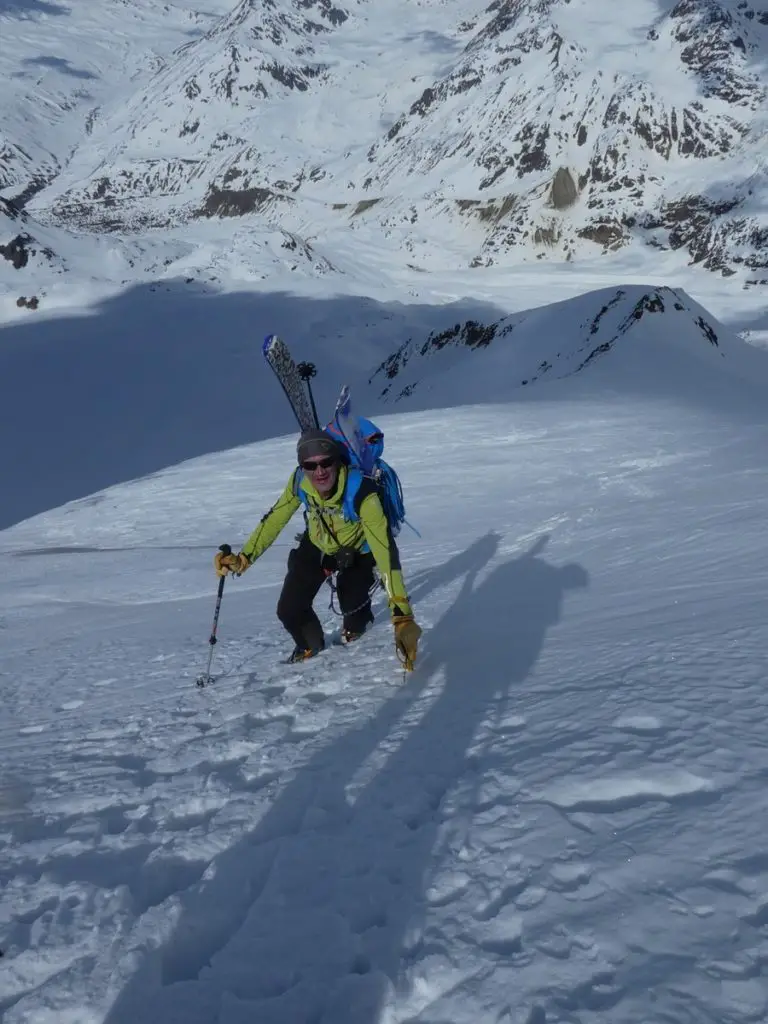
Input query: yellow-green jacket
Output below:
<box><xmin>241</xmin><ymin>466</ymin><xmax>413</xmax><ymax>618</ymax></box>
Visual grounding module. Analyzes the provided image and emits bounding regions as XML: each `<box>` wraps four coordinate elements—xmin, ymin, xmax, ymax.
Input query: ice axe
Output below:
<box><xmin>196</xmin><ymin>543</ymin><xmax>231</xmax><ymax>687</ymax></box>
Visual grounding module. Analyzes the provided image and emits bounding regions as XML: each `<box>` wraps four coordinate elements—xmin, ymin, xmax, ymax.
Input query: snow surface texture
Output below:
<box><xmin>3</xmin><ymin>361</ymin><xmax>768</xmax><ymax>1023</ymax></box>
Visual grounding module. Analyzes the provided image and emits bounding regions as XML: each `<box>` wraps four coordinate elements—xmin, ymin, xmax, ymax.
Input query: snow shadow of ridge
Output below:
<box><xmin>0</xmin><ymin>281</ymin><xmax>506</xmax><ymax>530</ymax></box>
<box><xmin>0</xmin><ymin>0</ymin><xmax>67</xmax><ymax>15</ymax></box>
<box><xmin>103</xmin><ymin>532</ymin><xmax>588</xmax><ymax>1024</ymax></box>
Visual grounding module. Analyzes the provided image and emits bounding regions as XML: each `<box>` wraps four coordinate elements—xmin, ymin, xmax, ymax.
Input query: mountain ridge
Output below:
<box><xmin>20</xmin><ymin>0</ymin><xmax>766</xmax><ymax>279</ymax></box>
<box><xmin>365</xmin><ymin>282</ymin><xmax>768</xmax><ymax>408</ymax></box>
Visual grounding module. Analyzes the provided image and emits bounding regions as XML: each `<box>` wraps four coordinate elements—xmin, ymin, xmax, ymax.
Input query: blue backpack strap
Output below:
<box><xmin>373</xmin><ymin>459</ymin><xmax>406</xmax><ymax>536</ymax></box>
<box><xmin>342</xmin><ymin>467</ymin><xmax>363</xmax><ymax>522</ymax></box>
<box><xmin>292</xmin><ymin>467</ymin><xmax>309</xmax><ymax>510</ymax></box>
<box><xmin>343</xmin><ymin>467</ymin><xmax>375</xmax><ymax>554</ymax></box>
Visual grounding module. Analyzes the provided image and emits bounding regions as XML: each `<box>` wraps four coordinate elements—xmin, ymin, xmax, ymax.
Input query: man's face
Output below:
<box><xmin>302</xmin><ymin>455</ymin><xmax>339</xmax><ymax>496</ymax></box>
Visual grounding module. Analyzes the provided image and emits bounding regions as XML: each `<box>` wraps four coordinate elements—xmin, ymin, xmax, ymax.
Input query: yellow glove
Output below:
<box><xmin>214</xmin><ymin>550</ymin><xmax>250</xmax><ymax>577</ymax></box>
<box><xmin>393</xmin><ymin>615</ymin><xmax>422</xmax><ymax>672</ymax></box>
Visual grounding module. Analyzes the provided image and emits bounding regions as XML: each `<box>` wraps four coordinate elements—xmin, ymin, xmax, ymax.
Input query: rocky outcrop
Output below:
<box><xmin>0</xmin><ymin>234</ymin><xmax>31</xmax><ymax>269</ymax></box>
<box><xmin>550</xmin><ymin>168</ymin><xmax>578</xmax><ymax>210</ymax></box>
<box><xmin>369</xmin><ymin>286</ymin><xmax>730</xmax><ymax>403</ymax></box>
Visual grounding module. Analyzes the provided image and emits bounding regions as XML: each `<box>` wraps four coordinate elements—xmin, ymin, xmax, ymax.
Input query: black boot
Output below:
<box><xmin>287</xmin><ymin>645</ymin><xmax>322</xmax><ymax>664</ymax></box>
<box><xmin>286</xmin><ymin>618</ymin><xmax>325</xmax><ymax>663</ymax></box>
<box><xmin>341</xmin><ymin>627</ymin><xmax>365</xmax><ymax>644</ymax></box>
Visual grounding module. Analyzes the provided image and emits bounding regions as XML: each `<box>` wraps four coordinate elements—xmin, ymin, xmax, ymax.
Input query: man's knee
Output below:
<box><xmin>278</xmin><ymin>550</ymin><xmax>322</xmax><ymax>627</ymax></box>
<box><xmin>276</xmin><ymin>594</ymin><xmax>293</xmax><ymax>627</ymax></box>
<box><xmin>277</xmin><ymin>579</ymin><xmax>308</xmax><ymax>628</ymax></box>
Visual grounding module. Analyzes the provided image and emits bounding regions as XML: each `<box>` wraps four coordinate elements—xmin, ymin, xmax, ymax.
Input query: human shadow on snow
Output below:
<box><xmin>103</xmin><ymin>532</ymin><xmax>588</xmax><ymax>1024</ymax></box>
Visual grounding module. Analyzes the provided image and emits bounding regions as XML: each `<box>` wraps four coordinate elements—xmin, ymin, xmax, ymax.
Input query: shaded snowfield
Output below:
<box><xmin>3</xmin><ymin>366</ymin><xmax>768</xmax><ymax>1022</ymax></box>
<box><xmin>1</xmin><ymin>273</ymin><xmax>764</xmax><ymax>534</ymax></box>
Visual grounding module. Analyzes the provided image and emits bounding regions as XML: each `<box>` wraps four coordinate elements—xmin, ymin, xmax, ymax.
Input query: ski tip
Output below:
<box><xmin>262</xmin><ymin>334</ymin><xmax>276</xmax><ymax>353</ymax></box>
<box><xmin>335</xmin><ymin>384</ymin><xmax>351</xmax><ymax>415</ymax></box>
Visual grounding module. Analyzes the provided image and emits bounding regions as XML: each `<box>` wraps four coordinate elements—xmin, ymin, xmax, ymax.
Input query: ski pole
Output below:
<box><xmin>197</xmin><ymin>543</ymin><xmax>231</xmax><ymax>687</ymax></box>
<box><xmin>297</xmin><ymin>362</ymin><xmax>320</xmax><ymax>428</ymax></box>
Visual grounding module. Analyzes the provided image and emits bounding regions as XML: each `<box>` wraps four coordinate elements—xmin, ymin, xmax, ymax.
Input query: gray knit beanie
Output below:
<box><xmin>297</xmin><ymin>428</ymin><xmax>341</xmax><ymax>463</ymax></box>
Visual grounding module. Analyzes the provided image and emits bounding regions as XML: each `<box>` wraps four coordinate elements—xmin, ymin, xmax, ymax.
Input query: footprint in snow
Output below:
<box><xmin>425</xmin><ymin>871</ymin><xmax>471</xmax><ymax>908</ymax></box>
<box><xmin>549</xmin><ymin>862</ymin><xmax>593</xmax><ymax>893</ymax></box>
<box><xmin>260</xmin><ymin>683</ymin><xmax>286</xmax><ymax>700</ymax></box>
<box><xmin>474</xmin><ymin>874</ymin><xmax>530</xmax><ymax>920</ymax></box>
<box><xmin>304</xmin><ymin>690</ymin><xmax>330</xmax><ymax>705</ymax></box>
<box><xmin>470</xmin><ymin>907</ymin><xmax>525</xmax><ymax>955</ymax></box>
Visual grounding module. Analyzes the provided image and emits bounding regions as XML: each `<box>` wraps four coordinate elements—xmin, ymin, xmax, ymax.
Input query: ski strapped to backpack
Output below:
<box><xmin>262</xmin><ymin>336</ymin><xmax>418</xmax><ymax>538</ymax></box>
<box><xmin>292</xmin><ymin>401</ymin><xmax>418</xmax><ymax>539</ymax></box>
<box><xmin>262</xmin><ymin>334</ymin><xmax>318</xmax><ymax>431</ymax></box>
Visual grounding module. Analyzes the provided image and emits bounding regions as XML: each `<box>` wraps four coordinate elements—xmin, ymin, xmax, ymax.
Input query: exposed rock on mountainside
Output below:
<box><xmin>0</xmin><ymin>205</ymin><xmax>59</xmax><ymax>274</ymax></box>
<box><xmin>9</xmin><ymin>0</ymin><xmax>768</xmax><ymax>277</ymax></box>
<box><xmin>368</xmin><ymin>285</ymin><xmax>736</xmax><ymax>402</ymax></box>
<box><xmin>0</xmin><ymin>235</ymin><xmax>32</xmax><ymax>270</ymax></box>
<box><xmin>39</xmin><ymin>0</ymin><xmax>354</xmax><ymax>228</ymax></box>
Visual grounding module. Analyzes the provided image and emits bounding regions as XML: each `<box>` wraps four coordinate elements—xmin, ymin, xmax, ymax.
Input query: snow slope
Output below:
<box><xmin>0</xmin><ymin>0</ymin><xmax>234</xmax><ymax>199</ymax></box>
<box><xmin>3</xmin><ymin>300</ymin><xmax>768</xmax><ymax>1023</ymax></box>
<box><xmin>366</xmin><ymin>283</ymin><xmax>768</xmax><ymax>407</ymax></box>
<box><xmin>0</xmin><ymin>278</ymin><xmax>510</xmax><ymax>530</ymax></box>
<box><xmin>2</xmin><ymin>340</ymin><xmax>765</xmax><ymax>1013</ymax></box>
<box><xmin>2</xmin><ymin>277</ymin><xmax>764</xmax><ymax>533</ymax></box>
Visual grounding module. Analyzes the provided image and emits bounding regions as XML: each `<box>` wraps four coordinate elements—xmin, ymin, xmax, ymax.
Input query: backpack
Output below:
<box><xmin>293</xmin><ymin>415</ymin><xmax>408</xmax><ymax>538</ymax></box>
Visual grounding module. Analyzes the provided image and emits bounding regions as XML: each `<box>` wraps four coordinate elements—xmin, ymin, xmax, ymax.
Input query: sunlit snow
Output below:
<box><xmin>2</xmin><ymin>1</ymin><xmax>768</xmax><ymax>1023</ymax></box>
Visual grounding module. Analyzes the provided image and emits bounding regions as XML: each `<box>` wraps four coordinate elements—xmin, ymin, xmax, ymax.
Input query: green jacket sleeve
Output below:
<box><xmin>241</xmin><ymin>473</ymin><xmax>301</xmax><ymax>564</ymax></box>
<box><xmin>359</xmin><ymin>491</ymin><xmax>413</xmax><ymax>618</ymax></box>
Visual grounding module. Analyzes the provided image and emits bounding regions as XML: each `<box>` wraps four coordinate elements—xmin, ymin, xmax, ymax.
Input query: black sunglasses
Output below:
<box><xmin>301</xmin><ymin>456</ymin><xmax>337</xmax><ymax>472</ymax></box>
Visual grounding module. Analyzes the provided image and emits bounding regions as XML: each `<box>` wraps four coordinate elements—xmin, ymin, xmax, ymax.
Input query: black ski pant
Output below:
<box><xmin>277</xmin><ymin>532</ymin><xmax>375</xmax><ymax>650</ymax></box>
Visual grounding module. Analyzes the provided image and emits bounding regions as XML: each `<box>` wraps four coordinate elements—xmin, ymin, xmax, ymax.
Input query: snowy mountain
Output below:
<box><xmin>33</xmin><ymin>0</ymin><xmax>357</xmax><ymax>229</ymax></box>
<box><xmin>366</xmin><ymin>284</ymin><xmax>764</xmax><ymax>406</ymax></box>
<box><xmin>20</xmin><ymin>0</ymin><xmax>362</xmax><ymax>232</ymax></box>
<box><xmin>1</xmin><ymin>0</ymin><xmax>766</xmax><ymax>517</ymax></box>
<box><xmin>21</xmin><ymin>0</ymin><xmax>768</xmax><ymax>280</ymax></box>
<box><xmin>356</xmin><ymin>0</ymin><xmax>768</xmax><ymax>275</ymax></box>
<box><xmin>0</xmin><ymin>0</ymin><xmax>234</xmax><ymax>200</ymax></box>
